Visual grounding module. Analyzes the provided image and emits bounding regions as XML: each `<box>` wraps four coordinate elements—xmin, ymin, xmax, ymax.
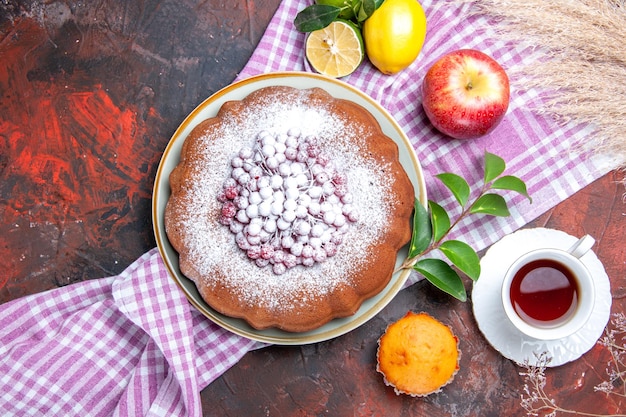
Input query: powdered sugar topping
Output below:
<box><xmin>170</xmin><ymin>89</ymin><xmax>401</xmax><ymax>313</ymax></box>
<box><xmin>218</xmin><ymin>128</ymin><xmax>358</xmax><ymax>275</ymax></box>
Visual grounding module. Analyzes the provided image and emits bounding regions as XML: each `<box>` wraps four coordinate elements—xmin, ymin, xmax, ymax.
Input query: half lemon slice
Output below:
<box><xmin>305</xmin><ymin>20</ymin><xmax>364</xmax><ymax>78</ymax></box>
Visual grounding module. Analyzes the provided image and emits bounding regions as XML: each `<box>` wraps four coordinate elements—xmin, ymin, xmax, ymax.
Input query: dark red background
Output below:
<box><xmin>1</xmin><ymin>1</ymin><xmax>624</xmax><ymax>415</ymax></box>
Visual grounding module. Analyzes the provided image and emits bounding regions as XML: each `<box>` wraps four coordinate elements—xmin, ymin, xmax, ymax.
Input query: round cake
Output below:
<box><xmin>377</xmin><ymin>312</ymin><xmax>460</xmax><ymax>396</ymax></box>
<box><xmin>165</xmin><ymin>85</ymin><xmax>414</xmax><ymax>332</ymax></box>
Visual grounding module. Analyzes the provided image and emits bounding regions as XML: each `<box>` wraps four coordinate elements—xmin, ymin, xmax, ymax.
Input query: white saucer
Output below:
<box><xmin>472</xmin><ymin>227</ymin><xmax>612</xmax><ymax>367</ymax></box>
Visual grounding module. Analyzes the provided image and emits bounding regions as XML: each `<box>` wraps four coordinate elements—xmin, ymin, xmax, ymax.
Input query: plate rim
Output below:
<box><xmin>152</xmin><ymin>71</ymin><xmax>427</xmax><ymax>345</ymax></box>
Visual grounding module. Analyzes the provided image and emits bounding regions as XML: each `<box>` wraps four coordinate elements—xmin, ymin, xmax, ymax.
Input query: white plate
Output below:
<box><xmin>472</xmin><ymin>227</ymin><xmax>612</xmax><ymax>367</ymax></box>
<box><xmin>152</xmin><ymin>72</ymin><xmax>427</xmax><ymax>345</ymax></box>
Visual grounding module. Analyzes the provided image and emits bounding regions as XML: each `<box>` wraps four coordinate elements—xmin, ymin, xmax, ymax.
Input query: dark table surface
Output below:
<box><xmin>1</xmin><ymin>1</ymin><xmax>624</xmax><ymax>416</ymax></box>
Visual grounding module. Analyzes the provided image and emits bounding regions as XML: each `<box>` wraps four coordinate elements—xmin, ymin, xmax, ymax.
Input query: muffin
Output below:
<box><xmin>377</xmin><ymin>311</ymin><xmax>460</xmax><ymax>396</ymax></box>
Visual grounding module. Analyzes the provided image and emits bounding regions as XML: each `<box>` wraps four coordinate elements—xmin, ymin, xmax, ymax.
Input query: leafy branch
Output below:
<box><xmin>294</xmin><ymin>0</ymin><xmax>383</xmax><ymax>32</ymax></box>
<box><xmin>398</xmin><ymin>151</ymin><xmax>532</xmax><ymax>301</ymax></box>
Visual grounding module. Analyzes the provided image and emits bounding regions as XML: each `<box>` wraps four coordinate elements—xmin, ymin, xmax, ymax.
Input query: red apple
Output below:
<box><xmin>421</xmin><ymin>49</ymin><xmax>510</xmax><ymax>140</ymax></box>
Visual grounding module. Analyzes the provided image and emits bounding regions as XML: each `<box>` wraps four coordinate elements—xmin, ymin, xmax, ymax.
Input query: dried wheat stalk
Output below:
<box><xmin>456</xmin><ymin>0</ymin><xmax>626</xmax><ymax>172</ymax></box>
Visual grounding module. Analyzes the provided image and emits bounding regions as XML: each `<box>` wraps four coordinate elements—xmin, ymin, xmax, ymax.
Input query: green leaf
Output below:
<box><xmin>428</xmin><ymin>200</ymin><xmax>450</xmax><ymax>243</ymax></box>
<box><xmin>356</xmin><ymin>0</ymin><xmax>376</xmax><ymax>21</ymax></box>
<box><xmin>469</xmin><ymin>193</ymin><xmax>511</xmax><ymax>217</ymax></box>
<box><xmin>348</xmin><ymin>0</ymin><xmax>362</xmax><ymax>21</ymax></box>
<box><xmin>483</xmin><ymin>151</ymin><xmax>506</xmax><ymax>183</ymax></box>
<box><xmin>414</xmin><ymin>259</ymin><xmax>467</xmax><ymax>301</ymax></box>
<box><xmin>408</xmin><ymin>199</ymin><xmax>432</xmax><ymax>258</ymax></box>
<box><xmin>491</xmin><ymin>175</ymin><xmax>532</xmax><ymax>203</ymax></box>
<box><xmin>294</xmin><ymin>5</ymin><xmax>341</xmax><ymax>32</ymax></box>
<box><xmin>397</xmin><ymin>151</ymin><xmax>528</xmax><ymax>302</ymax></box>
<box><xmin>436</xmin><ymin>173</ymin><xmax>470</xmax><ymax>207</ymax></box>
<box><xmin>439</xmin><ymin>240</ymin><xmax>481</xmax><ymax>281</ymax></box>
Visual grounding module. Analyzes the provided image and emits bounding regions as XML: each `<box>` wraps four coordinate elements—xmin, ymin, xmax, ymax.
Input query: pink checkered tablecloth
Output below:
<box><xmin>0</xmin><ymin>0</ymin><xmax>615</xmax><ymax>415</ymax></box>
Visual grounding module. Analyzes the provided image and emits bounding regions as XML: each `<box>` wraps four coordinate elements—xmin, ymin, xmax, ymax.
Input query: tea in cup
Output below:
<box><xmin>501</xmin><ymin>234</ymin><xmax>596</xmax><ymax>340</ymax></box>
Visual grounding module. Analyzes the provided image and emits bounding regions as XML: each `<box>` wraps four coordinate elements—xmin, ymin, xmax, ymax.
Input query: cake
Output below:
<box><xmin>377</xmin><ymin>312</ymin><xmax>460</xmax><ymax>396</ymax></box>
<box><xmin>165</xmin><ymin>85</ymin><xmax>414</xmax><ymax>332</ymax></box>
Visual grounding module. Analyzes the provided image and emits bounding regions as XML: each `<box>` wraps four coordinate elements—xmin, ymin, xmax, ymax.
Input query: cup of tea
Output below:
<box><xmin>500</xmin><ymin>234</ymin><xmax>596</xmax><ymax>340</ymax></box>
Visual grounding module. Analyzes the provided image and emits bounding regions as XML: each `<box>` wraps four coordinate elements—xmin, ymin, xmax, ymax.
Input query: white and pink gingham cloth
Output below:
<box><xmin>0</xmin><ymin>1</ymin><xmax>615</xmax><ymax>415</ymax></box>
<box><xmin>1</xmin><ymin>249</ymin><xmax>260</xmax><ymax>416</ymax></box>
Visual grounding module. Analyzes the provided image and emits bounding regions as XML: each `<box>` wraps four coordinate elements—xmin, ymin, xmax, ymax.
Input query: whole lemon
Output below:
<box><xmin>363</xmin><ymin>0</ymin><xmax>427</xmax><ymax>74</ymax></box>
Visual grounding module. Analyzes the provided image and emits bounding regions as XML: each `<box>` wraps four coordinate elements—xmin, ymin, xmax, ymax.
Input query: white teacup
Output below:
<box><xmin>501</xmin><ymin>234</ymin><xmax>596</xmax><ymax>340</ymax></box>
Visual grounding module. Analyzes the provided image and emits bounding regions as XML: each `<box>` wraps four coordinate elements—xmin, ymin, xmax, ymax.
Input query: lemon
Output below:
<box><xmin>363</xmin><ymin>0</ymin><xmax>427</xmax><ymax>74</ymax></box>
<box><xmin>305</xmin><ymin>20</ymin><xmax>365</xmax><ymax>78</ymax></box>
